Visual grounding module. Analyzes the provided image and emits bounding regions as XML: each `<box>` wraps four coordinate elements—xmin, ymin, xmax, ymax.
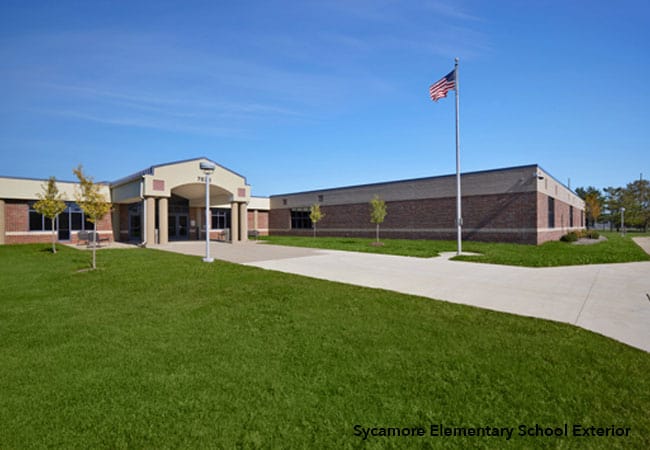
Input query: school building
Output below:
<box><xmin>0</xmin><ymin>158</ymin><xmax>584</xmax><ymax>247</ymax></box>
<box><xmin>269</xmin><ymin>164</ymin><xmax>585</xmax><ymax>245</ymax></box>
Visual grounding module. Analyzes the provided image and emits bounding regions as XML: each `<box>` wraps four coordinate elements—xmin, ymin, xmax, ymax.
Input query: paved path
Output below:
<box><xmin>154</xmin><ymin>241</ymin><xmax>650</xmax><ymax>353</ymax></box>
<box><xmin>633</xmin><ymin>237</ymin><xmax>650</xmax><ymax>255</ymax></box>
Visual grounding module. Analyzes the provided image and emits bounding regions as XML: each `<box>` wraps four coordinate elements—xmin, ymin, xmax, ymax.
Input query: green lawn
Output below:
<box><xmin>1</xmin><ymin>244</ymin><xmax>649</xmax><ymax>448</ymax></box>
<box><xmin>261</xmin><ymin>232</ymin><xmax>650</xmax><ymax>267</ymax></box>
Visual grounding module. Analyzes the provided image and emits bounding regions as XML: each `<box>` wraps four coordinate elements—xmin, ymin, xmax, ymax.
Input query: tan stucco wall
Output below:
<box><xmin>143</xmin><ymin>158</ymin><xmax>250</xmax><ymax>202</ymax></box>
<box><xmin>0</xmin><ymin>177</ymin><xmax>111</xmax><ymax>202</ymax></box>
<box><xmin>248</xmin><ymin>196</ymin><xmax>270</xmax><ymax>211</ymax></box>
<box><xmin>111</xmin><ymin>179</ymin><xmax>141</xmax><ymax>203</ymax></box>
<box><xmin>270</xmin><ymin>165</ymin><xmax>585</xmax><ymax>212</ymax></box>
<box><xmin>535</xmin><ymin>167</ymin><xmax>585</xmax><ymax>209</ymax></box>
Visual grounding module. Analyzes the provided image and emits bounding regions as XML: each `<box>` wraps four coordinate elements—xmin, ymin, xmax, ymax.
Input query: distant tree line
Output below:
<box><xmin>576</xmin><ymin>177</ymin><xmax>649</xmax><ymax>232</ymax></box>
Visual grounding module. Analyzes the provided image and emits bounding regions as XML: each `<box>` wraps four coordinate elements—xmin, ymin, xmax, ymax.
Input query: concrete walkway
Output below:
<box><xmin>633</xmin><ymin>236</ymin><xmax>650</xmax><ymax>255</ymax></box>
<box><xmin>154</xmin><ymin>241</ymin><xmax>650</xmax><ymax>353</ymax></box>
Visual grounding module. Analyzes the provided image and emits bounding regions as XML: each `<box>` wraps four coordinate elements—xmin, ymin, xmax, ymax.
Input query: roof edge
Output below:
<box><xmin>270</xmin><ymin>164</ymin><xmax>540</xmax><ymax>198</ymax></box>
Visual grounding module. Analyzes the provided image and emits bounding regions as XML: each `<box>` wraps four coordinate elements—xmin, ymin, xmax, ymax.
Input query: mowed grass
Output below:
<box><xmin>261</xmin><ymin>232</ymin><xmax>650</xmax><ymax>267</ymax></box>
<box><xmin>1</xmin><ymin>245</ymin><xmax>649</xmax><ymax>449</ymax></box>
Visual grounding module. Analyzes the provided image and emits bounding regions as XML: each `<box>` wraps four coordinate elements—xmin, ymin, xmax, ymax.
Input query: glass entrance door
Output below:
<box><xmin>58</xmin><ymin>212</ymin><xmax>70</xmax><ymax>241</ymax></box>
<box><xmin>177</xmin><ymin>215</ymin><xmax>188</xmax><ymax>238</ymax></box>
<box><xmin>129</xmin><ymin>214</ymin><xmax>141</xmax><ymax>240</ymax></box>
<box><xmin>168</xmin><ymin>214</ymin><xmax>189</xmax><ymax>240</ymax></box>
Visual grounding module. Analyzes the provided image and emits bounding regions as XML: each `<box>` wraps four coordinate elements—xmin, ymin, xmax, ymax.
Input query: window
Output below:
<box><xmin>29</xmin><ymin>204</ymin><xmax>45</xmax><ymax>231</ymax></box>
<box><xmin>211</xmin><ymin>208</ymin><xmax>231</xmax><ymax>229</ymax></box>
<box><xmin>569</xmin><ymin>206</ymin><xmax>574</xmax><ymax>228</ymax></box>
<box><xmin>29</xmin><ymin>202</ymin><xmax>90</xmax><ymax>232</ymax></box>
<box><xmin>28</xmin><ymin>203</ymin><xmax>53</xmax><ymax>231</ymax></box>
<box><xmin>291</xmin><ymin>208</ymin><xmax>312</xmax><ymax>229</ymax></box>
<box><xmin>548</xmin><ymin>197</ymin><xmax>555</xmax><ymax>228</ymax></box>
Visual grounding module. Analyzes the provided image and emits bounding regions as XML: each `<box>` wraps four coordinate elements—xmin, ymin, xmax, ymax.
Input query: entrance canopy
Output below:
<box><xmin>111</xmin><ymin>157</ymin><xmax>250</xmax><ymax>205</ymax></box>
<box><xmin>111</xmin><ymin>157</ymin><xmax>251</xmax><ymax>245</ymax></box>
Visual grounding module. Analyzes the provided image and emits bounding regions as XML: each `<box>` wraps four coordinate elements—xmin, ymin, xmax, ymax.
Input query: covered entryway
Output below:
<box><xmin>110</xmin><ymin>157</ymin><xmax>251</xmax><ymax>247</ymax></box>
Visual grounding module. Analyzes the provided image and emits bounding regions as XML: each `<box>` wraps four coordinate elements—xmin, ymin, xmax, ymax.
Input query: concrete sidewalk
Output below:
<box><xmin>155</xmin><ymin>241</ymin><xmax>650</xmax><ymax>353</ymax></box>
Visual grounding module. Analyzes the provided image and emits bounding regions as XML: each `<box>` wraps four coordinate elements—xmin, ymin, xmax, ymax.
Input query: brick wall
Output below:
<box><xmin>257</xmin><ymin>211</ymin><xmax>269</xmax><ymax>230</ymax></box>
<box><xmin>270</xmin><ymin>192</ymin><xmax>540</xmax><ymax>244</ymax></box>
<box><xmin>536</xmin><ymin>192</ymin><xmax>583</xmax><ymax>244</ymax></box>
<box><xmin>3</xmin><ymin>199</ymin><xmax>114</xmax><ymax>245</ymax></box>
<box><xmin>5</xmin><ymin>201</ymin><xmax>28</xmax><ymax>232</ymax></box>
<box><xmin>246</xmin><ymin>210</ymin><xmax>269</xmax><ymax>236</ymax></box>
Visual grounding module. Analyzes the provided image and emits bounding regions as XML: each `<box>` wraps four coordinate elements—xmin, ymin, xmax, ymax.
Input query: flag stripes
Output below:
<box><xmin>429</xmin><ymin>70</ymin><xmax>456</xmax><ymax>102</ymax></box>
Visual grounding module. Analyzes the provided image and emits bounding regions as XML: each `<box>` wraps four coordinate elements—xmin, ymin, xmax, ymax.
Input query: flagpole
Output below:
<box><xmin>454</xmin><ymin>57</ymin><xmax>462</xmax><ymax>255</ymax></box>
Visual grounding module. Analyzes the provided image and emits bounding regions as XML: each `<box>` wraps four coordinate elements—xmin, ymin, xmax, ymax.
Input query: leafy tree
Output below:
<box><xmin>73</xmin><ymin>165</ymin><xmax>112</xmax><ymax>269</ymax></box>
<box><xmin>622</xmin><ymin>179</ymin><xmax>650</xmax><ymax>231</ymax></box>
<box><xmin>602</xmin><ymin>186</ymin><xmax>623</xmax><ymax>230</ymax></box>
<box><xmin>575</xmin><ymin>186</ymin><xmax>603</xmax><ymax>229</ymax></box>
<box><xmin>369</xmin><ymin>195</ymin><xmax>387</xmax><ymax>243</ymax></box>
<box><xmin>33</xmin><ymin>177</ymin><xmax>66</xmax><ymax>254</ymax></box>
<box><xmin>309</xmin><ymin>203</ymin><xmax>325</xmax><ymax>238</ymax></box>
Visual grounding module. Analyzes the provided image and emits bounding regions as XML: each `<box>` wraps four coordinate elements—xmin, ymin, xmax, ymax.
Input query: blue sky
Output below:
<box><xmin>1</xmin><ymin>0</ymin><xmax>648</xmax><ymax>196</ymax></box>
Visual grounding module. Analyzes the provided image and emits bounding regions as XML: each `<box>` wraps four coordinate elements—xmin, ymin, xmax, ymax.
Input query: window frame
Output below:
<box><xmin>547</xmin><ymin>197</ymin><xmax>555</xmax><ymax>229</ymax></box>
<box><xmin>290</xmin><ymin>208</ymin><xmax>312</xmax><ymax>229</ymax></box>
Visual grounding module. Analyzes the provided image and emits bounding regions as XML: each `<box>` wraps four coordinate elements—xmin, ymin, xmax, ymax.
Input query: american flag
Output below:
<box><xmin>429</xmin><ymin>70</ymin><xmax>456</xmax><ymax>102</ymax></box>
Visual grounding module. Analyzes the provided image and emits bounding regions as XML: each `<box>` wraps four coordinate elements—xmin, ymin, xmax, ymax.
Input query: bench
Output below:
<box><xmin>77</xmin><ymin>231</ymin><xmax>110</xmax><ymax>247</ymax></box>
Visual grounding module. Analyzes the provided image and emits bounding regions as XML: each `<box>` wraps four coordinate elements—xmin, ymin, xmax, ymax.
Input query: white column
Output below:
<box><xmin>146</xmin><ymin>197</ymin><xmax>156</xmax><ymax>247</ymax></box>
<box><xmin>231</xmin><ymin>202</ymin><xmax>239</xmax><ymax>243</ymax></box>
<box><xmin>158</xmin><ymin>197</ymin><xmax>168</xmax><ymax>245</ymax></box>
<box><xmin>239</xmin><ymin>202</ymin><xmax>248</xmax><ymax>242</ymax></box>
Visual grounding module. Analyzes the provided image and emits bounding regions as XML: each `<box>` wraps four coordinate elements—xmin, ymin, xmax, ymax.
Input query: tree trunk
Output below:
<box><xmin>51</xmin><ymin>218</ymin><xmax>57</xmax><ymax>254</ymax></box>
<box><xmin>313</xmin><ymin>224</ymin><xmax>316</xmax><ymax>238</ymax></box>
<box><xmin>376</xmin><ymin>223</ymin><xmax>379</xmax><ymax>243</ymax></box>
<box><xmin>92</xmin><ymin>222</ymin><xmax>97</xmax><ymax>270</ymax></box>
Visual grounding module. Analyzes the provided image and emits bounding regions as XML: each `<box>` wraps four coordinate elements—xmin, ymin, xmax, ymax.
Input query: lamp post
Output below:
<box><xmin>620</xmin><ymin>207</ymin><xmax>626</xmax><ymax>237</ymax></box>
<box><xmin>200</xmin><ymin>162</ymin><xmax>216</xmax><ymax>262</ymax></box>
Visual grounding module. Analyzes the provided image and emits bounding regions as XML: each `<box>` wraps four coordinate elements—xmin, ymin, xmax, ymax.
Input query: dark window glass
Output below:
<box><xmin>28</xmin><ymin>202</ymin><xmax>89</xmax><ymax>232</ymax></box>
<box><xmin>211</xmin><ymin>208</ymin><xmax>231</xmax><ymax>229</ymax></box>
<box><xmin>548</xmin><ymin>197</ymin><xmax>555</xmax><ymax>228</ymax></box>
<box><xmin>291</xmin><ymin>209</ymin><xmax>312</xmax><ymax>229</ymax></box>
<box><xmin>569</xmin><ymin>206</ymin><xmax>574</xmax><ymax>228</ymax></box>
<box><xmin>71</xmin><ymin>212</ymin><xmax>83</xmax><ymax>230</ymax></box>
<box><xmin>29</xmin><ymin>210</ymin><xmax>43</xmax><ymax>231</ymax></box>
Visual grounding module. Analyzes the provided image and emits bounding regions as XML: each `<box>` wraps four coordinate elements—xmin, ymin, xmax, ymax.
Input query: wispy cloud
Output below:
<box><xmin>1</xmin><ymin>0</ymin><xmax>490</xmax><ymax>138</ymax></box>
<box><xmin>29</xmin><ymin>106</ymin><xmax>243</xmax><ymax>137</ymax></box>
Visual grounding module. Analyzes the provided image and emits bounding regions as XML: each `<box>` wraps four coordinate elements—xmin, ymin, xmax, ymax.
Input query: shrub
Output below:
<box><xmin>585</xmin><ymin>230</ymin><xmax>600</xmax><ymax>239</ymax></box>
<box><xmin>560</xmin><ymin>232</ymin><xmax>579</xmax><ymax>242</ymax></box>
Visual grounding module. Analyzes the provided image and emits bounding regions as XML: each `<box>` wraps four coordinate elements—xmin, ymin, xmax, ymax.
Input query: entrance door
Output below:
<box><xmin>128</xmin><ymin>203</ymin><xmax>143</xmax><ymax>242</ymax></box>
<box><xmin>129</xmin><ymin>214</ymin><xmax>141</xmax><ymax>240</ymax></box>
<box><xmin>168</xmin><ymin>215</ymin><xmax>189</xmax><ymax>240</ymax></box>
<box><xmin>58</xmin><ymin>212</ymin><xmax>70</xmax><ymax>241</ymax></box>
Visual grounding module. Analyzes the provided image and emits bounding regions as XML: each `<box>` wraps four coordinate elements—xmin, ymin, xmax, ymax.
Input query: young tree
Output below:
<box><xmin>575</xmin><ymin>186</ymin><xmax>603</xmax><ymax>229</ymax></box>
<box><xmin>309</xmin><ymin>203</ymin><xmax>325</xmax><ymax>238</ymax></box>
<box><xmin>33</xmin><ymin>177</ymin><xmax>67</xmax><ymax>254</ymax></box>
<box><xmin>369</xmin><ymin>195</ymin><xmax>387</xmax><ymax>244</ymax></box>
<box><xmin>73</xmin><ymin>165</ymin><xmax>112</xmax><ymax>270</ymax></box>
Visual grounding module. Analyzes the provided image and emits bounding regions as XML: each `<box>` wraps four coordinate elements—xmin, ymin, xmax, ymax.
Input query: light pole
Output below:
<box><xmin>200</xmin><ymin>162</ymin><xmax>216</xmax><ymax>262</ymax></box>
<box><xmin>621</xmin><ymin>207</ymin><xmax>626</xmax><ymax>237</ymax></box>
